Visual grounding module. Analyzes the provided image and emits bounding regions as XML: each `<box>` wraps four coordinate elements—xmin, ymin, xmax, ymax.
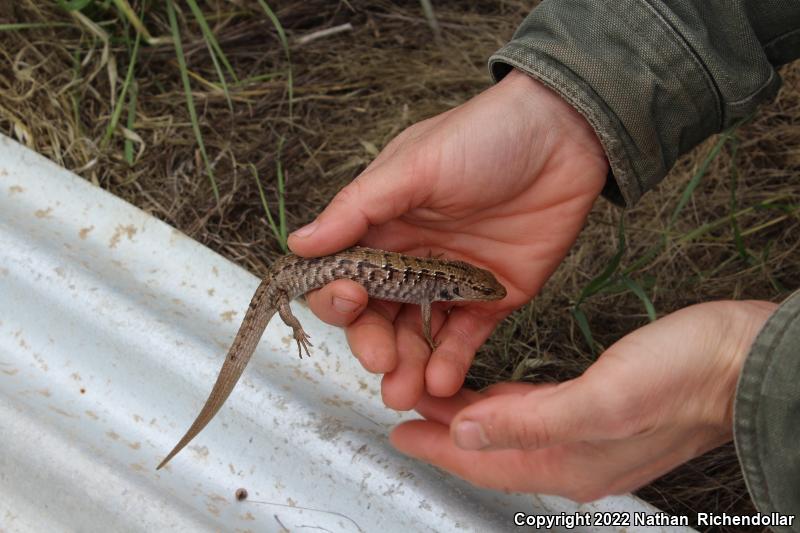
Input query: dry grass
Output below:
<box><xmin>1</xmin><ymin>1</ymin><xmax>798</xmax><ymax>530</ymax></box>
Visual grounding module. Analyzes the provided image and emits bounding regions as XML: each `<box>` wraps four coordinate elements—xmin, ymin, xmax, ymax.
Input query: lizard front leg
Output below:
<box><xmin>277</xmin><ymin>291</ymin><xmax>313</xmax><ymax>358</ymax></box>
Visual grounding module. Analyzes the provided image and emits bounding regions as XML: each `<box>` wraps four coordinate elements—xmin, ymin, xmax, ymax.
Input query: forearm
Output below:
<box><xmin>490</xmin><ymin>0</ymin><xmax>800</xmax><ymax>205</ymax></box>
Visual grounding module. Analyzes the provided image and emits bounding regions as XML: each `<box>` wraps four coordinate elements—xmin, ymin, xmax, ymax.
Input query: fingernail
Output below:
<box><xmin>333</xmin><ymin>296</ymin><xmax>361</xmax><ymax>314</ymax></box>
<box><xmin>454</xmin><ymin>421</ymin><xmax>490</xmax><ymax>450</ymax></box>
<box><xmin>292</xmin><ymin>220</ymin><xmax>318</xmax><ymax>238</ymax></box>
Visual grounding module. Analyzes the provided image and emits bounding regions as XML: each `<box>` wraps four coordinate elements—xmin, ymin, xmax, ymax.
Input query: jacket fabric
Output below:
<box><xmin>489</xmin><ymin>1</ymin><xmax>800</xmax><ymax>528</ymax></box>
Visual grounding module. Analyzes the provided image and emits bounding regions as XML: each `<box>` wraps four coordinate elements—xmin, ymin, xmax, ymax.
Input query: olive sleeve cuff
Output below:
<box><xmin>488</xmin><ymin>0</ymin><xmax>797</xmax><ymax>205</ymax></box>
<box><xmin>734</xmin><ymin>289</ymin><xmax>800</xmax><ymax>531</ymax></box>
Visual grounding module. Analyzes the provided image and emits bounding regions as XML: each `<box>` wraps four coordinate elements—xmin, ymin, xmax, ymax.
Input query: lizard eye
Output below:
<box><xmin>452</xmin><ymin>286</ymin><xmax>460</xmax><ymax>296</ymax></box>
<box><xmin>439</xmin><ymin>289</ymin><xmax>450</xmax><ymax>299</ymax></box>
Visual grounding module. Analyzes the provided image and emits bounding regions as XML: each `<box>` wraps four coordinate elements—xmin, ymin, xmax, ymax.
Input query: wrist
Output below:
<box><xmin>498</xmin><ymin>68</ymin><xmax>608</xmax><ymax>194</ymax></box>
<box><xmin>713</xmin><ymin>301</ymin><xmax>778</xmax><ymax>433</ymax></box>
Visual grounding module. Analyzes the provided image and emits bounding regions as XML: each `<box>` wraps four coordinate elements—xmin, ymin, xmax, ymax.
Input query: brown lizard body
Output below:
<box><xmin>157</xmin><ymin>246</ymin><xmax>506</xmax><ymax>470</ymax></box>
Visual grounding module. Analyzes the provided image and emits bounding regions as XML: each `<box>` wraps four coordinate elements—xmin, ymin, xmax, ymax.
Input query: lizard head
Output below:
<box><xmin>441</xmin><ymin>262</ymin><xmax>507</xmax><ymax>302</ymax></box>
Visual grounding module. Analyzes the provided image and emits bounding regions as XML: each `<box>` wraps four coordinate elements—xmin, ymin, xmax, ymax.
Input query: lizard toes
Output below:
<box><xmin>295</xmin><ymin>331</ymin><xmax>313</xmax><ymax>358</ymax></box>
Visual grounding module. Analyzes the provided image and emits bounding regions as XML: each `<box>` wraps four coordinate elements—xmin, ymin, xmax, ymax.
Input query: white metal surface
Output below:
<box><xmin>0</xmin><ymin>134</ymin><xmax>693</xmax><ymax>532</ymax></box>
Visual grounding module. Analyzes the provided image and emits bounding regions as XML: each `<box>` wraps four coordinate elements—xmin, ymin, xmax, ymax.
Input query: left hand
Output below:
<box><xmin>390</xmin><ymin>300</ymin><xmax>776</xmax><ymax>501</ymax></box>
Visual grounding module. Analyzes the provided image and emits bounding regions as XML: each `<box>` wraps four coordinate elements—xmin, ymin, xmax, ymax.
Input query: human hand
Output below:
<box><xmin>389</xmin><ymin>300</ymin><xmax>776</xmax><ymax>501</ymax></box>
<box><xmin>288</xmin><ymin>69</ymin><xmax>608</xmax><ymax>410</ymax></box>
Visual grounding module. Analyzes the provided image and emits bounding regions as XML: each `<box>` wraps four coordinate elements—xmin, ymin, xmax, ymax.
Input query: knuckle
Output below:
<box><xmin>585</xmin><ymin>379</ymin><xmax>645</xmax><ymax>439</ymax></box>
<box><xmin>332</xmin><ymin>181</ymin><xmax>361</xmax><ymax>207</ymax></box>
<box><xmin>514</xmin><ymin>420</ymin><xmax>540</xmax><ymax>449</ymax></box>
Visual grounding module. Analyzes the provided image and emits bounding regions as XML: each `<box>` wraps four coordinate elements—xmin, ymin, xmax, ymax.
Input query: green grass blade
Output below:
<box><xmin>110</xmin><ymin>0</ymin><xmax>156</xmax><ymax>43</ymax></box>
<box><xmin>254</xmin><ymin>1</ymin><xmax>288</xmax><ymax>54</ymax></box>
<box><xmin>124</xmin><ymin>80</ymin><xmax>138</xmax><ymax>164</ymax></box>
<box><xmin>167</xmin><ymin>0</ymin><xmax>220</xmax><ymax>202</ymax></box>
<box><xmin>56</xmin><ymin>0</ymin><xmax>93</xmax><ymax>11</ymax></box>
<box><xmin>101</xmin><ymin>26</ymin><xmax>141</xmax><ymax>148</ymax></box>
<box><xmin>0</xmin><ymin>22</ymin><xmax>73</xmax><ymax>31</ymax></box>
<box><xmin>576</xmin><ymin>215</ymin><xmax>626</xmax><ymax>303</ymax></box>
<box><xmin>250</xmin><ymin>164</ymin><xmax>287</xmax><ymax>252</ymax></box>
<box><xmin>205</xmin><ymin>40</ymin><xmax>233</xmax><ymax>111</ymax></box>
<box><xmin>668</xmin><ymin>116</ymin><xmax>751</xmax><ymax>229</ymax></box>
<box><xmin>620</xmin><ymin>275</ymin><xmax>657</xmax><ymax>322</ymax></box>
<box><xmin>185</xmin><ymin>0</ymin><xmax>238</xmax><ymax>110</ymax></box>
<box><xmin>255</xmin><ymin>0</ymin><xmax>293</xmax><ymax>118</ymax></box>
<box><xmin>571</xmin><ymin>307</ymin><xmax>596</xmax><ymax>355</ymax></box>
<box><xmin>669</xmin><ymin>133</ymin><xmax>731</xmax><ymax>227</ymax></box>
<box><xmin>275</xmin><ymin>136</ymin><xmax>288</xmax><ymax>247</ymax></box>
<box><xmin>184</xmin><ymin>0</ymin><xmax>238</xmax><ymax>81</ymax></box>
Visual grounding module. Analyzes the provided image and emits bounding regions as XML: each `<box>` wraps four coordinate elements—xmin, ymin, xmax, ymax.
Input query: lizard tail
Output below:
<box><xmin>157</xmin><ymin>277</ymin><xmax>275</xmax><ymax>470</ymax></box>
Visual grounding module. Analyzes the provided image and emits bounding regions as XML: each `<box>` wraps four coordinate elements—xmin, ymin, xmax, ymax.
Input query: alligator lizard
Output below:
<box><xmin>157</xmin><ymin>246</ymin><xmax>506</xmax><ymax>470</ymax></box>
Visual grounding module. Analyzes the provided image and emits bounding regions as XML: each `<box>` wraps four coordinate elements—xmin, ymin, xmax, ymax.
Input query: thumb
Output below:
<box><xmin>288</xmin><ymin>159</ymin><xmax>429</xmax><ymax>256</ymax></box>
<box><xmin>451</xmin><ymin>378</ymin><xmax>623</xmax><ymax>450</ymax></box>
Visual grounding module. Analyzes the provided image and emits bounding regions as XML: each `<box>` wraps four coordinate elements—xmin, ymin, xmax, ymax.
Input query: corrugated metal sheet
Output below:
<box><xmin>0</xmin><ymin>134</ymin><xmax>693</xmax><ymax>532</ymax></box>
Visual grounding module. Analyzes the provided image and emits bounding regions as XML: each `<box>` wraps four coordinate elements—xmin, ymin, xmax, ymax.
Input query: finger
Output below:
<box><xmin>305</xmin><ymin>279</ymin><xmax>368</xmax><ymax>327</ymax></box>
<box><xmin>450</xmin><ymin>377</ymin><xmax>618</xmax><ymax>451</ymax></box>
<box><xmin>357</xmin><ymin>220</ymin><xmax>437</xmax><ymax>253</ymax></box>
<box><xmin>288</xmin><ymin>157</ymin><xmax>431</xmax><ymax>256</ymax></box>
<box><xmin>390</xmin><ymin>420</ymin><xmax>544</xmax><ymax>493</ymax></box>
<box><xmin>425</xmin><ymin>308</ymin><xmax>500</xmax><ymax>397</ymax></box>
<box><xmin>413</xmin><ymin>389</ymin><xmax>482</xmax><ymax>425</ymax></box>
<box><xmin>345</xmin><ymin>299</ymin><xmax>402</xmax><ymax>374</ymax></box>
<box><xmin>380</xmin><ymin>304</ymin><xmax>441</xmax><ymax>411</ymax></box>
<box><xmin>483</xmin><ymin>381</ymin><xmax>558</xmax><ymax>397</ymax></box>
<box><xmin>414</xmin><ymin>383</ymin><xmax>555</xmax><ymax>426</ymax></box>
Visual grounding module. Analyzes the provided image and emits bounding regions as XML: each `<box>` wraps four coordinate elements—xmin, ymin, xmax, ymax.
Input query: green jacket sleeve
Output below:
<box><xmin>488</xmin><ymin>0</ymin><xmax>800</xmax><ymax>205</ymax></box>
<box><xmin>735</xmin><ymin>290</ymin><xmax>800</xmax><ymax>532</ymax></box>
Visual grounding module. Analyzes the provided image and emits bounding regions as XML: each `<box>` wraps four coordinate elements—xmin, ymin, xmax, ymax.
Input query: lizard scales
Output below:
<box><xmin>157</xmin><ymin>246</ymin><xmax>506</xmax><ymax>470</ymax></box>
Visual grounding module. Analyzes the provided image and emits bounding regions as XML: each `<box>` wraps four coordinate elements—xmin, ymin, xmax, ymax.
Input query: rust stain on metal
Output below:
<box><xmin>78</xmin><ymin>226</ymin><xmax>94</xmax><ymax>239</ymax></box>
<box><xmin>109</xmin><ymin>224</ymin><xmax>137</xmax><ymax>249</ymax></box>
<box><xmin>220</xmin><ymin>310</ymin><xmax>237</xmax><ymax>322</ymax></box>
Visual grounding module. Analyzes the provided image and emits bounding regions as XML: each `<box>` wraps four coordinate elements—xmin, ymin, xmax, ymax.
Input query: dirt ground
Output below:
<box><xmin>1</xmin><ymin>1</ymin><xmax>798</xmax><ymax>530</ymax></box>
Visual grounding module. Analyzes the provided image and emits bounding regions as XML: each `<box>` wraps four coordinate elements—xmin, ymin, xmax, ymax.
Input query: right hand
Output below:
<box><xmin>288</xmin><ymin>69</ymin><xmax>609</xmax><ymax>409</ymax></box>
<box><xmin>390</xmin><ymin>300</ymin><xmax>776</xmax><ymax>500</ymax></box>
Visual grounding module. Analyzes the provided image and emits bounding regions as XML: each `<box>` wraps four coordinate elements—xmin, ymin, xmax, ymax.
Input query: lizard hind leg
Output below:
<box><xmin>420</xmin><ymin>300</ymin><xmax>439</xmax><ymax>350</ymax></box>
<box><xmin>277</xmin><ymin>292</ymin><xmax>313</xmax><ymax>358</ymax></box>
